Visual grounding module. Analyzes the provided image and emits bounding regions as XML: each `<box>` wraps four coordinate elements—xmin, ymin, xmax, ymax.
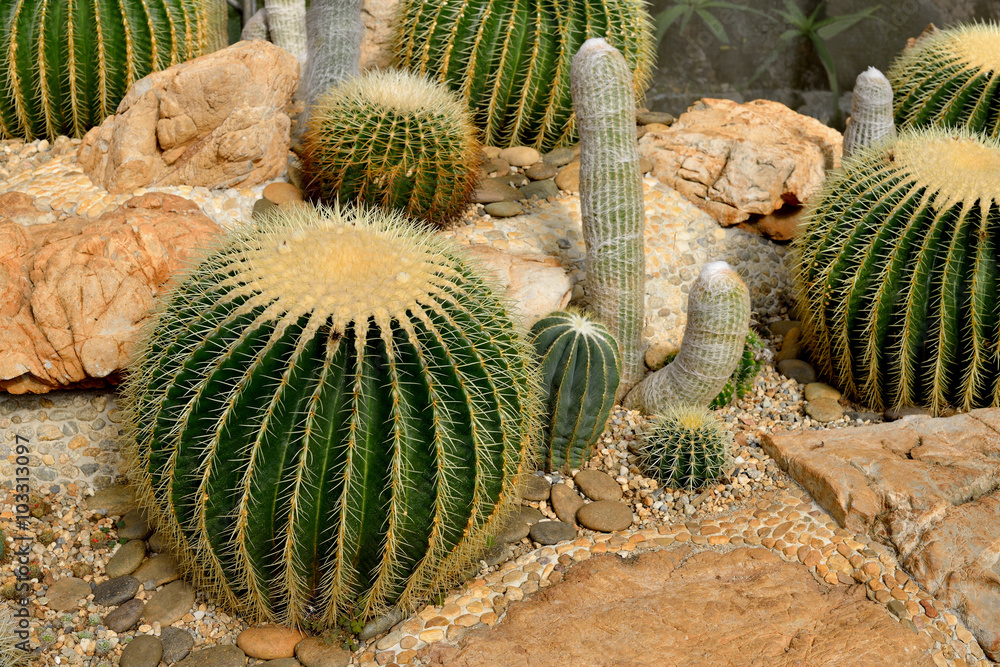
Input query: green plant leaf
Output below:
<box><xmin>654</xmin><ymin>4</ymin><xmax>690</xmax><ymax>45</ymax></box>
<box><xmin>816</xmin><ymin>7</ymin><xmax>880</xmax><ymax>40</ymax></box>
<box><xmin>697</xmin><ymin>8</ymin><xmax>730</xmax><ymax>44</ymax></box>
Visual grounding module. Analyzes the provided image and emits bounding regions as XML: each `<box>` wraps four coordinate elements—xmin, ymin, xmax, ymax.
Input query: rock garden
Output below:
<box><xmin>0</xmin><ymin>1</ymin><xmax>998</xmax><ymax>666</ymax></box>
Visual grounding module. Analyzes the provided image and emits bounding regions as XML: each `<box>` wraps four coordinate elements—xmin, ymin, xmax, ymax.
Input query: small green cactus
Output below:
<box><xmin>303</xmin><ymin>69</ymin><xmax>482</xmax><ymax>226</ymax></box>
<box><xmin>843</xmin><ymin>67</ymin><xmax>896</xmax><ymax>158</ymax></box>
<box><xmin>641</xmin><ymin>406</ymin><xmax>731</xmax><ymax>492</ymax></box>
<box><xmin>530</xmin><ymin>309</ymin><xmax>621</xmax><ymax>473</ymax></box>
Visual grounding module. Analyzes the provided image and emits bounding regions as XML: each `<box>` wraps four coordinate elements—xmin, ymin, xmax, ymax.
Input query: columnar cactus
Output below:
<box><xmin>641</xmin><ymin>406</ymin><xmax>731</xmax><ymax>492</ymax></box>
<box><xmin>121</xmin><ymin>203</ymin><xmax>539</xmax><ymax>627</ymax></box>
<box><xmin>843</xmin><ymin>67</ymin><xmax>896</xmax><ymax>158</ymax></box>
<box><xmin>571</xmin><ymin>38</ymin><xmax>646</xmax><ymax>399</ymax></box>
<box><xmin>625</xmin><ymin>262</ymin><xmax>750</xmax><ymax>414</ymax></box>
<box><xmin>888</xmin><ymin>22</ymin><xmax>1000</xmax><ymax>138</ymax></box>
<box><xmin>241</xmin><ymin>8</ymin><xmax>270</xmax><ymax>41</ymax></box>
<box><xmin>394</xmin><ymin>0</ymin><xmax>655</xmax><ymax>151</ymax></box>
<box><xmin>530</xmin><ymin>310</ymin><xmax>621</xmax><ymax>473</ymax></box>
<box><xmin>264</xmin><ymin>0</ymin><xmax>307</xmax><ymax>62</ymax></box>
<box><xmin>660</xmin><ymin>329</ymin><xmax>764</xmax><ymax>409</ymax></box>
<box><xmin>0</xmin><ymin>0</ymin><xmax>208</xmax><ymax>140</ymax></box>
<box><xmin>301</xmin><ymin>0</ymin><xmax>364</xmax><ymax>124</ymax></box>
<box><xmin>795</xmin><ymin>127</ymin><xmax>1000</xmax><ymax>414</ymax></box>
<box><xmin>302</xmin><ymin>69</ymin><xmax>482</xmax><ymax>225</ymax></box>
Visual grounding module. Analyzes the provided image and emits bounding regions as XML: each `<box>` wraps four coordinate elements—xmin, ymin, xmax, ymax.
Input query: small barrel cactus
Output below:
<box><xmin>393</xmin><ymin>0</ymin><xmax>655</xmax><ymax>151</ymax></box>
<box><xmin>530</xmin><ymin>309</ymin><xmax>621</xmax><ymax>473</ymax></box>
<box><xmin>0</xmin><ymin>0</ymin><xmax>207</xmax><ymax>140</ymax></box>
<box><xmin>888</xmin><ymin>22</ymin><xmax>1000</xmax><ymax>138</ymax></box>
<box><xmin>122</xmin><ymin>203</ymin><xmax>539</xmax><ymax>628</ymax></box>
<box><xmin>795</xmin><ymin>127</ymin><xmax>1000</xmax><ymax>413</ymax></box>
<box><xmin>625</xmin><ymin>262</ymin><xmax>750</xmax><ymax>414</ymax></box>
<box><xmin>303</xmin><ymin>69</ymin><xmax>482</xmax><ymax>226</ymax></box>
<box><xmin>843</xmin><ymin>67</ymin><xmax>896</xmax><ymax>158</ymax></box>
<box><xmin>641</xmin><ymin>406</ymin><xmax>731</xmax><ymax>492</ymax></box>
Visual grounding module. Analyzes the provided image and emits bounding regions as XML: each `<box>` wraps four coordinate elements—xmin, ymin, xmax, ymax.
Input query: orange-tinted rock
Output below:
<box><xmin>237</xmin><ymin>626</ymin><xmax>307</xmax><ymax>660</ymax></box>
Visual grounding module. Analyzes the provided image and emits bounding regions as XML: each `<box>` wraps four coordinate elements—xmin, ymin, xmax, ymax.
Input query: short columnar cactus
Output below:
<box><xmin>394</xmin><ymin>0</ymin><xmax>655</xmax><ymax>151</ymax></box>
<box><xmin>530</xmin><ymin>309</ymin><xmax>621</xmax><ymax>473</ymax></box>
<box><xmin>301</xmin><ymin>0</ymin><xmax>365</xmax><ymax>129</ymax></box>
<box><xmin>662</xmin><ymin>329</ymin><xmax>764</xmax><ymax>409</ymax></box>
<box><xmin>625</xmin><ymin>262</ymin><xmax>750</xmax><ymax>414</ymax></box>
<box><xmin>795</xmin><ymin>127</ymin><xmax>1000</xmax><ymax>413</ymax></box>
<box><xmin>121</xmin><ymin>203</ymin><xmax>539</xmax><ymax>628</ymax></box>
<box><xmin>264</xmin><ymin>0</ymin><xmax>308</xmax><ymax>62</ymax></box>
<box><xmin>888</xmin><ymin>22</ymin><xmax>1000</xmax><ymax>138</ymax></box>
<box><xmin>641</xmin><ymin>406</ymin><xmax>731</xmax><ymax>492</ymax></box>
<box><xmin>0</xmin><ymin>0</ymin><xmax>208</xmax><ymax>140</ymax></box>
<box><xmin>571</xmin><ymin>38</ymin><xmax>646</xmax><ymax>399</ymax></box>
<box><xmin>241</xmin><ymin>9</ymin><xmax>271</xmax><ymax>41</ymax></box>
<box><xmin>843</xmin><ymin>67</ymin><xmax>896</xmax><ymax>158</ymax></box>
<box><xmin>303</xmin><ymin>69</ymin><xmax>481</xmax><ymax>226</ymax></box>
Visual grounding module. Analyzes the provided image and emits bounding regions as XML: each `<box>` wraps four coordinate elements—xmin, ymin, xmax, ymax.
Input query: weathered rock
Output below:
<box><xmin>85</xmin><ymin>486</ymin><xmax>136</xmax><ymax>516</ymax></box>
<box><xmin>753</xmin><ymin>206</ymin><xmax>806</xmax><ymax>242</ymax></box>
<box><xmin>132</xmin><ymin>553</ymin><xmax>181</xmax><ymax>587</ymax></box>
<box><xmin>0</xmin><ymin>193</ymin><xmax>221</xmax><ymax>393</ymax></box>
<box><xmin>0</xmin><ymin>192</ymin><xmax>58</xmax><ymax>226</ymax></box>
<box><xmin>550</xmin><ymin>483</ymin><xmax>585</xmax><ymax>525</ymax></box>
<box><xmin>93</xmin><ymin>576</ymin><xmax>141</xmax><ymax>607</ymax></box>
<box><xmin>574</xmin><ymin>470</ymin><xmax>622</xmax><ymax>502</ymax></box>
<box><xmin>237</xmin><ymin>626</ymin><xmax>307</xmax><ymax>660</ymax></box>
<box><xmin>176</xmin><ymin>645</ymin><xmax>247</xmax><ymax>667</ymax></box>
<box><xmin>160</xmin><ymin>627</ymin><xmax>195</xmax><ymax>664</ymax></box>
<box><xmin>464</xmin><ymin>246</ymin><xmax>571</xmax><ymax>328</ymax></box>
<box><xmin>636</xmin><ymin>111</ymin><xmax>675</xmax><ymax>126</ymax></box>
<box><xmin>106</xmin><ymin>540</ymin><xmax>147</xmax><ymax>578</ymax></box>
<box><xmin>78</xmin><ymin>41</ymin><xmax>299</xmax><ymax>193</ymax></box>
<box><xmin>294</xmin><ymin>636</ymin><xmax>352</xmax><ymax>667</ymax></box>
<box><xmin>644</xmin><ymin>342</ymin><xmax>679</xmax><ymax>371</ymax></box>
<box><xmin>142</xmin><ymin>580</ymin><xmax>196</xmax><ymax>626</ymax></box>
<box><xmin>528</xmin><ymin>520</ymin><xmax>577</xmax><ymax>545</ymax></box>
<box><xmin>520</xmin><ymin>475</ymin><xmax>552</xmax><ymax>502</ymax></box>
<box><xmin>437</xmin><ymin>548</ymin><xmax>935</xmax><ymax>666</ymax></box>
<box><xmin>576</xmin><ymin>500</ymin><xmax>634</xmax><ymax>532</ymax></box>
<box><xmin>639</xmin><ymin>98</ymin><xmax>842</xmax><ymax>226</ymax></box>
<box><xmin>104</xmin><ymin>598</ymin><xmax>144</xmax><ymax>633</ymax></box>
<box><xmin>120</xmin><ymin>635</ymin><xmax>163</xmax><ymax>667</ymax></box>
<box><xmin>46</xmin><ymin>577</ymin><xmax>91</xmax><ymax>611</ymax></box>
<box><xmin>762</xmin><ymin>410</ymin><xmax>1000</xmax><ymax>660</ymax></box>
<box><xmin>884</xmin><ymin>406</ymin><xmax>931</xmax><ymax>421</ymax></box>
<box><xmin>359</xmin><ymin>0</ymin><xmax>400</xmax><ymax>70</ymax></box>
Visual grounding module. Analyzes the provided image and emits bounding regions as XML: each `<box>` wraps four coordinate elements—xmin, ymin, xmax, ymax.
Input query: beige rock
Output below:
<box><xmin>360</xmin><ymin>0</ymin><xmax>400</xmax><ymax>70</ymax></box>
<box><xmin>237</xmin><ymin>626</ymin><xmax>307</xmax><ymax>660</ymax></box>
<box><xmin>0</xmin><ymin>192</ymin><xmax>58</xmax><ymax>226</ymax></box>
<box><xmin>78</xmin><ymin>41</ymin><xmax>299</xmax><ymax>193</ymax></box>
<box><xmin>640</xmin><ymin>98</ymin><xmax>842</xmax><ymax>226</ymax></box>
<box><xmin>0</xmin><ymin>193</ymin><xmax>221</xmax><ymax>393</ymax></box>
<box><xmin>465</xmin><ymin>246</ymin><xmax>571</xmax><ymax>328</ymax></box>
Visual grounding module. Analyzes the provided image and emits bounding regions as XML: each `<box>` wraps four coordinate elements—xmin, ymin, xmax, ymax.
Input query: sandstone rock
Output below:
<box><xmin>465</xmin><ymin>246</ymin><xmax>571</xmax><ymax>328</ymax></box>
<box><xmin>644</xmin><ymin>342</ymin><xmax>679</xmax><ymax>371</ymax></box>
<box><xmin>237</xmin><ymin>626</ymin><xmax>307</xmax><ymax>660</ymax></box>
<box><xmin>0</xmin><ymin>193</ymin><xmax>220</xmax><ymax>393</ymax></box>
<box><xmin>752</xmin><ymin>206</ymin><xmax>806</xmax><ymax>242</ymax></box>
<box><xmin>360</xmin><ymin>0</ymin><xmax>400</xmax><ymax>70</ymax></box>
<box><xmin>46</xmin><ymin>577</ymin><xmax>91</xmax><ymax>611</ymax></box>
<box><xmin>639</xmin><ymin>98</ymin><xmax>842</xmax><ymax>226</ymax></box>
<box><xmin>762</xmin><ymin>410</ymin><xmax>1000</xmax><ymax>660</ymax></box>
<box><xmin>437</xmin><ymin>547</ymin><xmax>935</xmax><ymax>666</ymax></box>
<box><xmin>0</xmin><ymin>192</ymin><xmax>57</xmax><ymax>226</ymax></box>
<box><xmin>77</xmin><ymin>41</ymin><xmax>299</xmax><ymax>193</ymax></box>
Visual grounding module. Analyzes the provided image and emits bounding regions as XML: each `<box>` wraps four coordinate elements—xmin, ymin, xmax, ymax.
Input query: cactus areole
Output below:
<box><xmin>122</xmin><ymin>204</ymin><xmax>539</xmax><ymax>627</ymax></box>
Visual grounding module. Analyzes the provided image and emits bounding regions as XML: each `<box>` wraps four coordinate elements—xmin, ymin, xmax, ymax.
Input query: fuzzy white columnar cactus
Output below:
<box><xmin>571</xmin><ymin>38</ymin><xmax>646</xmax><ymax>399</ymax></box>
<box><xmin>241</xmin><ymin>8</ymin><xmax>270</xmax><ymax>41</ymax></box>
<box><xmin>264</xmin><ymin>0</ymin><xmax>308</xmax><ymax>63</ymax></box>
<box><xmin>301</xmin><ymin>0</ymin><xmax>365</xmax><ymax>122</ymax></box>
<box><xmin>843</xmin><ymin>67</ymin><xmax>896</xmax><ymax>158</ymax></box>
<box><xmin>625</xmin><ymin>262</ymin><xmax>750</xmax><ymax>414</ymax></box>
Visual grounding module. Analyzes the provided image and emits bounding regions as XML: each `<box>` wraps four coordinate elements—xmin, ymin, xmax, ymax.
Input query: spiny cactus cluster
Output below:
<box><xmin>0</xmin><ymin>0</ymin><xmax>207</xmax><ymax>140</ymax></box>
<box><xmin>303</xmin><ymin>69</ymin><xmax>482</xmax><ymax>226</ymax></box>
<box><xmin>530</xmin><ymin>310</ymin><xmax>621</xmax><ymax>473</ymax></box>
<box><xmin>795</xmin><ymin>127</ymin><xmax>1000</xmax><ymax>413</ymax></box>
<box><xmin>843</xmin><ymin>67</ymin><xmax>896</xmax><ymax>158</ymax></box>
<box><xmin>641</xmin><ymin>406</ymin><xmax>731</xmax><ymax>492</ymax></box>
<box><xmin>122</xmin><ymin>203</ymin><xmax>539</xmax><ymax>628</ymax></box>
<box><xmin>394</xmin><ymin>0</ymin><xmax>655</xmax><ymax>151</ymax></box>
<box><xmin>888</xmin><ymin>22</ymin><xmax>1000</xmax><ymax>138</ymax></box>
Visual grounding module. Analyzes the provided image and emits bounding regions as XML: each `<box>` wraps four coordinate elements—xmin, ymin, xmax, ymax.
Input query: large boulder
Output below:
<box><xmin>763</xmin><ymin>411</ymin><xmax>1000</xmax><ymax>661</ymax></box>
<box><xmin>639</xmin><ymin>98</ymin><xmax>842</xmax><ymax>228</ymax></box>
<box><xmin>77</xmin><ymin>40</ymin><xmax>299</xmax><ymax>194</ymax></box>
<box><xmin>0</xmin><ymin>193</ymin><xmax>221</xmax><ymax>393</ymax></box>
<box><xmin>360</xmin><ymin>0</ymin><xmax>399</xmax><ymax>70</ymax></box>
<box><xmin>465</xmin><ymin>246</ymin><xmax>571</xmax><ymax>327</ymax></box>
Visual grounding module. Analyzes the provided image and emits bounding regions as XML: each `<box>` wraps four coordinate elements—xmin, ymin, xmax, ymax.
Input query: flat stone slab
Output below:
<box><xmin>763</xmin><ymin>409</ymin><xmax>1000</xmax><ymax>660</ymax></box>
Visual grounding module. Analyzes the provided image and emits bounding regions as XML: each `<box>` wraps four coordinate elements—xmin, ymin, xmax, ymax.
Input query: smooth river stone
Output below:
<box><xmin>46</xmin><ymin>577</ymin><xmax>92</xmax><ymax>611</ymax></box>
<box><xmin>498</xmin><ymin>146</ymin><xmax>540</xmax><ymax>167</ymax></box>
<box><xmin>805</xmin><ymin>398</ymin><xmax>845</xmax><ymax>423</ymax></box>
<box><xmin>576</xmin><ymin>500</ymin><xmax>634</xmax><ymax>532</ymax></box>
<box><xmin>118</xmin><ymin>509</ymin><xmax>153</xmax><ymax>540</ymax></box>
<box><xmin>574</xmin><ymin>470</ymin><xmax>622</xmax><ymax>501</ymax></box>
<box><xmin>776</xmin><ymin>359</ymin><xmax>817</xmax><ymax>385</ymax></box>
<box><xmin>132</xmin><ymin>553</ymin><xmax>181</xmax><ymax>588</ymax></box>
<box><xmin>93</xmin><ymin>575</ymin><xmax>140</xmax><ymax>606</ymax></box>
<box><xmin>295</xmin><ymin>636</ymin><xmax>352</xmax><ymax>667</ymax></box>
<box><xmin>520</xmin><ymin>475</ymin><xmax>552</xmax><ymax>501</ymax></box>
<box><xmin>550</xmin><ymin>483</ymin><xmax>585</xmax><ymax>524</ymax></box>
<box><xmin>104</xmin><ymin>598</ymin><xmax>144</xmax><ymax>632</ymax></box>
<box><xmin>142</xmin><ymin>580</ymin><xmax>195</xmax><ymax>626</ymax></box>
<box><xmin>106</xmin><ymin>539</ymin><xmax>147</xmax><ymax>578</ymax></box>
<box><xmin>120</xmin><ymin>635</ymin><xmax>163</xmax><ymax>667</ymax></box>
<box><xmin>237</xmin><ymin>626</ymin><xmax>307</xmax><ymax>660</ymax></box>
<box><xmin>529</xmin><ymin>520</ymin><xmax>577</xmax><ymax>545</ymax></box>
<box><xmin>161</xmin><ymin>627</ymin><xmax>195</xmax><ymax>663</ymax></box>
<box><xmin>176</xmin><ymin>645</ymin><xmax>247</xmax><ymax>667</ymax></box>
<box><xmin>85</xmin><ymin>486</ymin><xmax>136</xmax><ymax>516</ymax></box>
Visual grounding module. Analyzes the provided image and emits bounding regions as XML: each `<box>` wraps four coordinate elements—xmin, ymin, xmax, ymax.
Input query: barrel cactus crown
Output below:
<box><xmin>530</xmin><ymin>310</ymin><xmax>621</xmax><ymax>473</ymax></box>
<box><xmin>393</xmin><ymin>0</ymin><xmax>655</xmax><ymax>151</ymax></box>
<box><xmin>0</xmin><ymin>0</ymin><xmax>208</xmax><ymax>140</ymax></box>
<box><xmin>303</xmin><ymin>69</ymin><xmax>481</xmax><ymax>226</ymax></box>
<box><xmin>641</xmin><ymin>406</ymin><xmax>731</xmax><ymax>492</ymax></box>
<box><xmin>795</xmin><ymin>127</ymin><xmax>1000</xmax><ymax>413</ymax></box>
<box><xmin>888</xmin><ymin>22</ymin><xmax>1000</xmax><ymax>138</ymax></box>
<box><xmin>122</xmin><ymin>203</ymin><xmax>539</xmax><ymax>627</ymax></box>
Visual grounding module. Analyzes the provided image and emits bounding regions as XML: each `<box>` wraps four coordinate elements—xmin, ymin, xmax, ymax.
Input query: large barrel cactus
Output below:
<box><xmin>887</xmin><ymin>22</ymin><xmax>1000</xmax><ymax>139</ymax></box>
<box><xmin>795</xmin><ymin>127</ymin><xmax>1000</xmax><ymax>414</ymax></box>
<box><xmin>531</xmin><ymin>310</ymin><xmax>621</xmax><ymax>473</ymax></box>
<box><xmin>0</xmin><ymin>0</ymin><xmax>208</xmax><ymax>140</ymax></box>
<box><xmin>393</xmin><ymin>0</ymin><xmax>655</xmax><ymax>151</ymax></box>
<box><xmin>122</xmin><ymin>203</ymin><xmax>539</xmax><ymax>627</ymax></box>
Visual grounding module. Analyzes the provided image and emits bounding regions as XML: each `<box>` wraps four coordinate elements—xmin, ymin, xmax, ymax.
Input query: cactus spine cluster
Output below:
<box><xmin>303</xmin><ymin>69</ymin><xmax>482</xmax><ymax>226</ymax></box>
<box><xmin>121</xmin><ymin>203</ymin><xmax>539</xmax><ymax>627</ymax></box>
<box><xmin>625</xmin><ymin>262</ymin><xmax>750</xmax><ymax>414</ymax></box>
<box><xmin>571</xmin><ymin>38</ymin><xmax>646</xmax><ymax>399</ymax></box>
<box><xmin>0</xmin><ymin>604</ymin><xmax>27</xmax><ymax>666</ymax></box>
<box><xmin>795</xmin><ymin>127</ymin><xmax>1000</xmax><ymax>413</ymax></box>
<box><xmin>641</xmin><ymin>406</ymin><xmax>731</xmax><ymax>492</ymax></box>
<box><xmin>394</xmin><ymin>0</ymin><xmax>655</xmax><ymax>151</ymax></box>
<box><xmin>301</xmin><ymin>0</ymin><xmax>364</xmax><ymax>129</ymax></box>
<box><xmin>530</xmin><ymin>310</ymin><xmax>621</xmax><ymax>473</ymax></box>
<box><xmin>843</xmin><ymin>67</ymin><xmax>896</xmax><ymax>158</ymax></box>
<box><xmin>888</xmin><ymin>22</ymin><xmax>1000</xmax><ymax>139</ymax></box>
<box><xmin>0</xmin><ymin>0</ymin><xmax>208</xmax><ymax>140</ymax></box>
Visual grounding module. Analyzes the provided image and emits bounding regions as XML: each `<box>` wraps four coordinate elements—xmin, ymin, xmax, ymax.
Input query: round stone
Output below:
<box><xmin>175</xmin><ymin>645</ymin><xmax>247</xmax><ymax>667</ymax></box>
<box><xmin>768</xmin><ymin>320</ymin><xmax>802</xmax><ymax>338</ymax></box>
<box><xmin>574</xmin><ymin>470</ymin><xmax>622</xmax><ymax>501</ymax></box>
<box><xmin>498</xmin><ymin>146</ymin><xmax>540</xmax><ymax>167</ymax></box>
<box><xmin>482</xmin><ymin>146</ymin><xmax>502</xmax><ymax>159</ymax></box>
<box><xmin>142</xmin><ymin>580</ymin><xmax>196</xmax><ymax>626</ymax></box>
<box><xmin>261</xmin><ymin>660</ymin><xmax>303</xmax><ymax>667</ymax></box>
<box><xmin>577</xmin><ymin>500</ymin><xmax>634</xmax><ymax>532</ymax></box>
<box><xmin>542</xmin><ymin>147</ymin><xmax>577</xmax><ymax>167</ymax></box>
<box><xmin>93</xmin><ymin>575</ymin><xmax>141</xmax><ymax>606</ymax></box>
<box><xmin>120</xmin><ymin>635</ymin><xmax>163</xmax><ymax>667</ymax></box>
<box><xmin>484</xmin><ymin>201</ymin><xmax>524</xmax><ymax>218</ymax></box>
<box><xmin>161</xmin><ymin>627</ymin><xmax>195</xmax><ymax>663</ymax></box>
<box><xmin>473</xmin><ymin>177</ymin><xmax>525</xmax><ymax>203</ymax></box>
<box><xmin>496</xmin><ymin>517</ymin><xmax>530</xmax><ymax>544</ymax></box>
<box><xmin>46</xmin><ymin>577</ymin><xmax>92</xmax><ymax>611</ymax></box>
<box><xmin>515</xmin><ymin>505</ymin><xmax>544</xmax><ymax>525</ymax></box>
<box><xmin>883</xmin><ymin>406</ymin><xmax>931</xmax><ymax>421</ymax></box>
<box><xmin>520</xmin><ymin>475</ymin><xmax>552</xmax><ymax>502</ymax></box>
<box><xmin>146</xmin><ymin>531</ymin><xmax>169</xmax><ymax>554</ymax></box>
<box><xmin>639</xmin><ymin>157</ymin><xmax>653</xmax><ymax>174</ymax></box>
<box><xmin>104</xmin><ymin>598</ymin><xmax>144</xmax><ymax>633</ymax></box>
<box><xmin>519</xmin><ymin>179</ymin><xmax>559</xmax><ymax>200</ymax></box>
<box><xmin>85</xmin><ymin>486</ymin><xmax>136</xmax><ymax>516</ymax></box>
<box><xmin>263</xmin><ymin>182</ymin><xmax>304</xmax><ymax>205</ymax></box>
<box><xmin>106</xmin><ymin>539</ymin><xmax>147</xmax><ymax>578</ymax></box>
<box><xmin>550</xmin><ymin>483</ymin><xmax>585</xmax><ymax>524</ymax></box>
<box><xmin>636</xmin><ymin>111</ymin><xmax>675</xmax><ymax>126</ymax></box>
<box><xmin>118</xmin><ymin>509</ymin><xmax>153</xmax><ymax>540</ymax></box>
<box><xmin>132</xmin><ymin>553</ymin><xmax>181</xmax><ymax>587</ymax></box>
<box><xmin>237</xmin><ymin>626</ymin><xmax>307</xmax><ymax>660</ymax></box>
<box><xmin>529</xmin><ymin>520</ymin><xmax>577</xmax><ymax>545</ymax></box>
<box><xmin>524</xmin><ymin>162</ymin><xmax>557</xmax><ymax>180</ymax></box>
<box><xmin>805</xmin><ymin>398</ymin><xmax>845</xmax><ymax>423</ymax></box>
<box><xmin>776</xmin><ymin>359</ymin><xmax>817</xmax><ymax>385</ymax></box>
<box><xmin>484</xmin><ymin>157</ymin><xmax>510</xmax><ymax>176</ymax></box>
<box><xmin>295</xmin><ymin>636</ymin><xmax>353</xmax><ymax>667</ymax></box>
<box><xmin>554</xmin><ymin>162</ymin><xmax>580</xmax><ymax>192</ymax></box>
<box><xmin>805</xmin><ymin>382</ymin><xmax>841</xmax><ymax>402</ymax></box>
<box><xmin>252</xmin><ymin>198</ymin><xmax>279</xmax><ymax>221</ymax></box>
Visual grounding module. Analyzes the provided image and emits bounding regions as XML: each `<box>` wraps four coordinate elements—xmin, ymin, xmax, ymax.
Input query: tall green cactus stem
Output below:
<box><xmin>888</xmin><ymin>22</ymin><xmax>1000</xmax><ymax>139</ymax></box>
<box><xmin>394</xmin><ymin>0</ymin><xmax>655</xmax><ymax>152</ymax></box>
<box><xmin>121</xmin><ymin>203</ymin><xmax>539</xmax><ymax>628</ymax></box>
<box><xmin>300</xmin><ymin>0</ymin><xmax>364</xmax><ymax>135</ymax></box>
<box><xmin>795</xmin><ymin>127</ymin><xmax>1000</xmax><ymax>414</ymax></box>
<box><xmin>303</xmin><ymin>69</ymin><xmax>481</xmax><ymax>225</ymax></box>
<box><xmin>0</xmin><ymin>604</ymin><xmax>28</xmax><ymax>666</ymax></box>
<box><xmin>641</xmin><ymin>406</ymin><xmax>731</xmax><ymax>492</ymax></box>
<box><xmin>0</xmin><ymin>0</ymin><xmax>208</xmax><ymax>140</ymax></box>
<box><xmin>264</xmin><ymin>0</ymin><xmax>307</xmax><ymax>63</ymax></box>
<box><xmin>530</xmin><ymin>310</ymin><xmax>621</xmax><ymax>473</ymax></box>
<box><xmin>625</xmin><ymin>262</ymin><xmax>750</xmax><ymax>414</ymax></box>
<box><xmin>571</xmin><ymin>38</ymin><xmax>646</xmax><ymax>400</ymax></box>
<box><xmin>843</xmin><ymin>67</ymin><xmax>896</xmax><ymax>158</ymax></box>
